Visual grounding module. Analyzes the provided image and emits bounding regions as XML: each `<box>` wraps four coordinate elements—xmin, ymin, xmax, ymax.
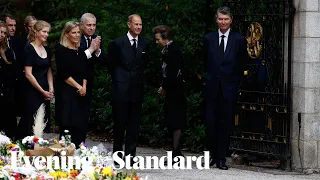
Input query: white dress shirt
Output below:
<box><xmin>127</xmin><ymin>31</ymin><xmax>138</xmax><ymax>47</ymax></box>
<box><xmin>84</xmin><ymin>35</ymin><xmax>101</xmax><ymax>58</ymax></box>
<box><xmin>218</xmin><ymin>28</ymin><xmax>230</xmax><ymax>52</ymax></box>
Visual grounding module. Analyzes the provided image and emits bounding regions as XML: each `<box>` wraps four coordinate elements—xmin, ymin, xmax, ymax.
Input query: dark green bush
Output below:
<box><xmin>10</xmin><ymin>0</ymin><xmax>224</xmax><ymax>152</ymax></box>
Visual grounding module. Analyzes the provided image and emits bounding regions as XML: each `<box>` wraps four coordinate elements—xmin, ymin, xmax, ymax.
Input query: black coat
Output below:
<box><xmin>161</xmin><ymin>41</ymin><xmax>187</xmax><ymax>129</ymax></box>
<box><xmin>203</xmin><ymin>31</ymin><xmax>247</xmax><ymax>100</ymax></box>
<box><xmin>107</xmin><ymin>34</ymin><xmax>150</xmax><ymax>102</ymax></box>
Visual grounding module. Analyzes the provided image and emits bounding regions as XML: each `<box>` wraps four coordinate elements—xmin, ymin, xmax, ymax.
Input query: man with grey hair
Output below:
<box><xmin>79</xmin><ymin>13</ymin><xmax>105</xmax><ymax>108</ymax></box>
<box><xmin>203</xmin><ymin>6</ymin><xmax>247</xmax><ymax>170</ymax></box>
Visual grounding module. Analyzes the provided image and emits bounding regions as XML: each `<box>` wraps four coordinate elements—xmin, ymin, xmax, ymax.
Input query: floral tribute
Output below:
<box><xmin>0</xmin><ymin>105</ymin><xmax>147</xmax><ymax>180</ymax></box>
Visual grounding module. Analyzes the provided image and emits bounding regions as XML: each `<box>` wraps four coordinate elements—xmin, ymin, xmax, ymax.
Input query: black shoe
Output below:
<box><xmin>216</xmin><ymin>161</ymin><xmax>228</xmax><ymax>170</ymax></box>
<box><xmin>209</xmin><ymin>158</ymin><xmax>216</xmax><ymax>166</ymax></box>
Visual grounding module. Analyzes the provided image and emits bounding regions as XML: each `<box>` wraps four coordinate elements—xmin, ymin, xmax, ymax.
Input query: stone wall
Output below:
<box><xmin>291</xmin><ymin>0</ymin><xmax>320</xmax><ymax>173</ymax></box>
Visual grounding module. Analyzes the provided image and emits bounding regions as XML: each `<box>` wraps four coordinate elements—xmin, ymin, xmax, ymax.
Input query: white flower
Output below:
<box><xmin>64</xmin><ymin>130</ymin><xmax>69</xmax><ymax>133</ymax></box>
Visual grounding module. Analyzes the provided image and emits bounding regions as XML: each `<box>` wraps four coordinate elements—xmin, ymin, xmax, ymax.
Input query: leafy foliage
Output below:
<box><xmin>12</xmin><ymin>0</ymin><xmax>225</xmax><ymax>152</ymax></box>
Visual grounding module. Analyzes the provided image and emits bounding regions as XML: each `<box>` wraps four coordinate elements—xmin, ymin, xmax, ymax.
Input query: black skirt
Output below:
<box><xmin>164</xmin><ymin>94</ymin><xmax>187</xmax><ymax>130</ymax></box>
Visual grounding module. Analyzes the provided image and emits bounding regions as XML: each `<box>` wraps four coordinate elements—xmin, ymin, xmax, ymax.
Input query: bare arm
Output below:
<box><xmin>25</xmin><ymin>66</ymin><xmax>52</xmax><ymax>99</ymax></box>
<box><xmin>64</xmin><ymin>77</ymin><xmax>82</xmax><ymax>90</ymax></box>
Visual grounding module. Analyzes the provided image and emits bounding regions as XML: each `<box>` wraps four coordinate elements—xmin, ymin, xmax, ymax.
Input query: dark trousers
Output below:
<box><xmin>112</xmin><ymin>100</ymin><xmax>142</xmax><ymax>157</ymax></box>
<box><xmin>59</xmin><ymin>126</ymin><xmax>87</xmax><ymax>148</ymax></box>
<box><xmin>204</xmin><ymin>83</ymin><xmax>237</xmax><ymax>162</ymax></box>
<box><xmin>0</xmin><ymin>101</ymin><xmax>17</xmax><ymax>139</ymax></box>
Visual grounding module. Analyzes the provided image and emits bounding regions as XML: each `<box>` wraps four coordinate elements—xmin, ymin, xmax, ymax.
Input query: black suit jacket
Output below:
<box><xmin>107</xmin><ymin>34</ymin><xmax>150</xmax><ymax>102</ymax></box>
<box><xmin>80</xmin><ymin>34</ymin><xmax>106</xmax><ymax>88</ymax></box>
<box><xmin>203</xmin><ymin>31</ymin><xmax>247</xmax><ymax>100</ymax></box>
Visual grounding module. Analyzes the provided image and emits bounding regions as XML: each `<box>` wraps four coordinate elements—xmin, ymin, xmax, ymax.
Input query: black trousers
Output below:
<box><xmin>204</xmin><ymin>83</ymin><xmax>237</xmax><ymax>162</ymax></box>
<box><xmin>112</xmin><ymin>100</ymin><xmax>142</xmax><ymax>157</ymax></box>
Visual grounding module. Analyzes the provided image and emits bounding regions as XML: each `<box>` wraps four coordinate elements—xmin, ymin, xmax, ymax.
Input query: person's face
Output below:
<box><xmin>5</xmin><ymin>17</ymin><xmax>16</xmax><ymax>37</ymax></box>
<box><xmin>26</xmin><ymin>20</ymin><xmax>37</xmax><ymax>33</ymax></box>
<box><xmin>155</xmin><ymin>33</ymin><xmax>168</xmax><ymax>47</ymax></box>
<box><xmin>67</xmin><ymin>26</ymin><xmax>81</xmax><ymax>45</ymax></box>
<box><xmin>216</xmin><ymin>13</ymin><xmax>232</xmax><ymax>32</ymax></box>
<box><xmin>81</xmin><ymin>17</ymin><xmax>96</xmax><ymax>37</ymax></box>
<box><xmin>36</xmin><ymin>26</ymin><xmax>50</xmax><ymax>43</ymax></box>
<box><xmin>128</xmin><ymin>16</ymin><xmax>142</xmax><ymax>37</ymax></box>
<box><xmin>0</xmin><ymin>27</ymin><xmax>7</xmax><ymax>41</ymax></box>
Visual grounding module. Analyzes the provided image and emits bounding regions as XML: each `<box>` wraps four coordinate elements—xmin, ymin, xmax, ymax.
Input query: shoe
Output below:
<box><xmin>202</xmin><ymin>158</ymin><xmax>216</xmax><ymax>167</ymax></box>
<box><xmin>216</xmin><ymin>161</ymin><xmax>228</xmax><ymax>170</ymax></box>
<box><xmin>209</xmin><ymin>158</ymin><xmax>216</xmax><ymax>166</ymax></box>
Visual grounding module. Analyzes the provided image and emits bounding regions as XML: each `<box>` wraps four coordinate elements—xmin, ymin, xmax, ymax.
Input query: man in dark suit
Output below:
<box><xmin>80</xmin><ymin>13</ymin><xmax>105</xmax><ymax>103</ymax></box>
<box><xmin>107</xmin><ymin>14</ymin><xmax>150</xmax><ymax>162</ymax></box>
<box><xmin>203</xmin><ymin>6</ymin><xmax>247</xmax><ymax>170</ymax></box>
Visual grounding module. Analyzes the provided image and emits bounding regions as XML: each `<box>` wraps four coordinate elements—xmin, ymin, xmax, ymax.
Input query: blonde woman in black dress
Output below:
<box><xmin>17</xmin><ymin>20</ymin><xmax>53</xmax><ymax>140</ymax></box>
<box><xmin>55</xmin><ymin>21</ymin><xmax>100</xmax><ymax>147</ymax></box>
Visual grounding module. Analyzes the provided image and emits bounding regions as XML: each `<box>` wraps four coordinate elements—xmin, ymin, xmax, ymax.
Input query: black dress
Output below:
<box><xmin>161</xmin><ymin>41</ymin><xmax>187</xmax><ymax>130</ymax></box>
<box><xmin>55</xmin><ymin>44</ymin><xmax>89</xmax><ymax>147</ymax></box>
<box><xmin>16</xmin><ymin>43</ymin><xmax>51</xmax><ymax>140</ymax></box>
<box><xmin>0</xmin><ymin>48</ymin><xmax>17</xmax><ymax>139</ymax></box>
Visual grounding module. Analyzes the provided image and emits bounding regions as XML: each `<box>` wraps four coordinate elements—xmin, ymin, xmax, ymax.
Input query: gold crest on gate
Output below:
<box><xmin>246</xmin><ymin>22</ymin><xmax>263</xmax><ymax>59</ymax></box>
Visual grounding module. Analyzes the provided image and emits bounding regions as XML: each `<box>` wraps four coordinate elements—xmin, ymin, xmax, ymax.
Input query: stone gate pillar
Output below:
<box><xmin>292</xmin><ymin>0</ymin><xmax>320</xmax><ymax>173</ymax></box>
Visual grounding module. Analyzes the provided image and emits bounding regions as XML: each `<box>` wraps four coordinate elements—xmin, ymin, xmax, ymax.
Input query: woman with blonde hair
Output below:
<box><xmin>16</xmin><ymin>20</ymin><xmax>54</xmax><ymax>140</ymax></box>
<box><xmin>0</xmin><ymin>21</ymin><xmax>17</xmax><ymax>139</ymax></box>
<box><xmin>55</xmin><ymin>21</ymin><xmax>100</xmax><ymax>147</ymax></box>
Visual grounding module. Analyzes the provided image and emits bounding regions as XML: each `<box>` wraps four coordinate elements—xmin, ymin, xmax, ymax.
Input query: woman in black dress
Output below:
<box><xmin>153</xmin><ymin>25</ymin><xmax>187</xmax><ymax>158</ymax></box>
<box><xmin>0</xmin><ymin>21</ymin><xmax>17</xmax><ymax>139</ymax></box>
<box><xmin>16</xmin><ymin>20</ymin><xmax>54</xmax><ymax>140</ymax></box>
<box><xmin>55</xmin><ymin>21</ymin><xmax>100</xmax><ymax>147</ymax></box>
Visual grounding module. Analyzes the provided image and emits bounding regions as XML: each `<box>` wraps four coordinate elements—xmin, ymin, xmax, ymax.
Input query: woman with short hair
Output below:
<box><xmin>153</xmin><ymin>25</ymin><xmax>187</xmax><ymax>162</ymax></box>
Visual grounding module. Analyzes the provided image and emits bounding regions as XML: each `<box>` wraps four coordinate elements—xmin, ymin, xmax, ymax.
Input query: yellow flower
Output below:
<box><xmin>89</xmin><ymin>172</ymin><xmax>95</xmax><ymax>179</ymax></box>
<box><xmin>123</xmin><ymin>177</ymin><xmax>132</xmax><ymax>180</ymax></box>
<box><xmin>0</xmin><ymin>160</ymin><xmax>3</xmax><ymax>165</ymax></box>
<box><xmin>102</xmin><ymin>166</ymin><xmax>113</xmax><ymax>177</ymax></box>
<box><xmin>49</xmin><ymin>171</ymin><xmax>57</xmax><ymax>177</ymax></box>
<box><xmin>6</xmin><ymin>144</ymin><xmax>15</xmax><ymax>149</ymax></box>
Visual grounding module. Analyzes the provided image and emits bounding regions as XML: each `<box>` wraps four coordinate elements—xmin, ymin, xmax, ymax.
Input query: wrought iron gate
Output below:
<box><xmin>222</xmin><ymin>0</ymin><xmax>295</xmax><ymax>164</ymax></box>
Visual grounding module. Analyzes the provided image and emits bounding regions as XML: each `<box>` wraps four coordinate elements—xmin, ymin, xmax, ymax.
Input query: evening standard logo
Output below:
<box><xmin>10</xmin><ymin>151</ymin><xmax>210</xmax><ymax>170</ymax></box>
<box><xmin>113</xmin><ymin>151</ymin><xmax>210</xmax><ymax>170</ymax></box>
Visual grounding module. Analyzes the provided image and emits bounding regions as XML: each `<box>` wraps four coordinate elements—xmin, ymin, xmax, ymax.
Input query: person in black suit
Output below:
<box><xmin>153</xmin><ymin>25</ymin><xmax>187</xmax><ymax>160</ymax></box>
<box><xmin>15</xmin><ymin>15</ymin><xmax>38</xmax><ymax>124</ymax></box>
<box><xmin>79</xmin><ymin>13</ymin><xmax>106</xmax><ymax>103</ymax></box>
<box><xmin>55</xmin><ymin>21</ymin><xmax>101</xmax><ymax>148</ymax></box>
<box><xmin>0</xmin><ymin>21</ymin><xmax>17</xmax><ymax>139</ymax></box>
<box><xmin>107</xmin><ymin>14</ymin><xmax>150</xmax><ymax>160</ymax></box>
<box><xmin>203</xmin><ymin>7</ymin><xmax>247</xmax><ymax>170</ymax></box>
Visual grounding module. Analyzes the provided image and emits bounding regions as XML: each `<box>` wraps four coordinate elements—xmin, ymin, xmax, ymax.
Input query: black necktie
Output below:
<box><xmin>87</xmin><ymin>37</ymin><xmax>91</xmax><ymax>48</ymax></box>
<box><xmin>8</xmin><ymin>38</ymin><xmax>16</xmax><ymax>61</ymax></box>
<box><xmin>132</xmin><ymin>39</ymin><xmax>137</xmax><ymax>55</ymax></box>
<box><xmin>220</xmin><ymin>35</ymin><xmax>225</xmax><ymax>59</ymax></box>
<box><xmin>132</xmin><ymin>39</ymin><xmax>137</xmax><ymax>49</ymax></box>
